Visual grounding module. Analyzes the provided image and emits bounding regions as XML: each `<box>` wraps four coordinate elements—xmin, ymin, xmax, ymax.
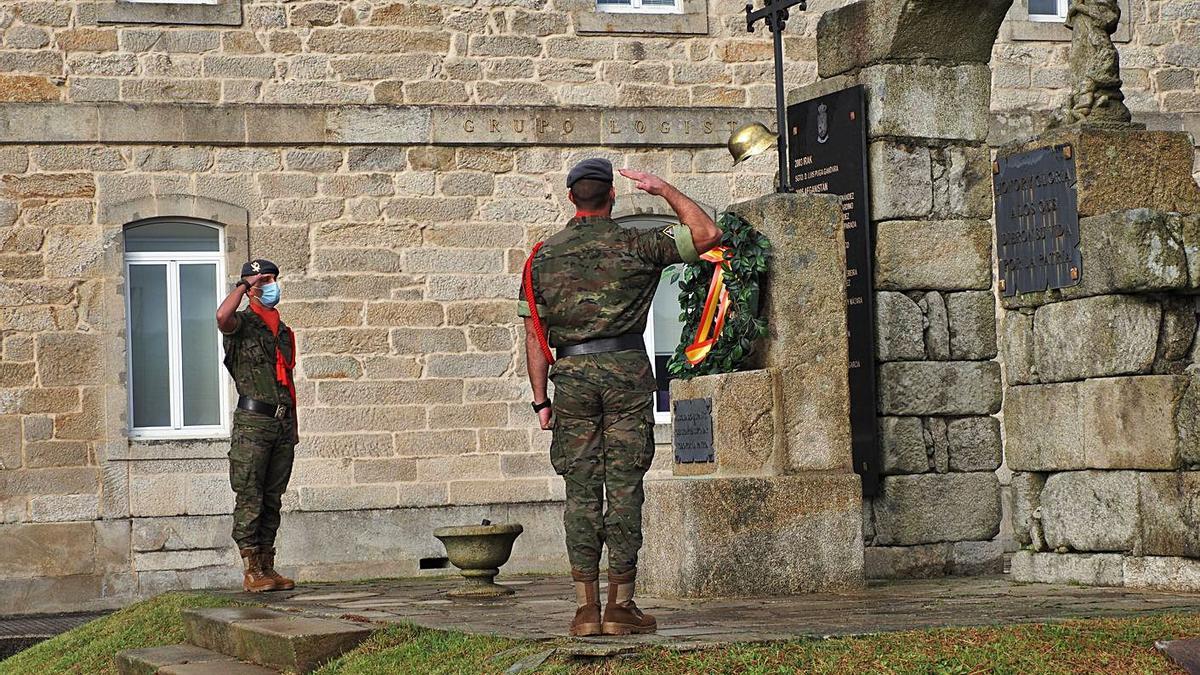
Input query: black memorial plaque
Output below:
<box><xmin>993</xmin><ymin>145</ymin><xmax>1081</xmax><ymax>297</ymax></box>
<box><xmin>787</xmin><ymin>85</ymin><xmax>880</xmax><ymax>497</ymax></box>
<box><xmin>673</xmin><ymin>398</ymin><xmax>714</xmax><ymax>464</ymax></box>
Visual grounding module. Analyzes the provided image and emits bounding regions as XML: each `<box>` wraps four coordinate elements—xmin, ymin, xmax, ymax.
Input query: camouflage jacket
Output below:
<box><xmin>221</xmin><ymin>308</ymin><xmax>295</xmax><ymax>406</ymax></box>
<box><xmin>517</xmin><ymin>216</ymin><xmax>700</xmax><ymax>347</ymax></box>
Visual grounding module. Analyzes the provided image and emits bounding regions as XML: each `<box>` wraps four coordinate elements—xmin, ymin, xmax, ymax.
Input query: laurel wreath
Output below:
<box><xmin>667</xmin><ymin>212</ymin><xmax>771</xmax><ymax>379</ymax></box>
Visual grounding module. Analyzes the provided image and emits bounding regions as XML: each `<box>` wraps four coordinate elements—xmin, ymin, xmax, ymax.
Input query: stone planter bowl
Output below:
<box><xmin>433</xmin><ymin>523</ymin><xmax>524</xmax><ymax>598</ymax></box>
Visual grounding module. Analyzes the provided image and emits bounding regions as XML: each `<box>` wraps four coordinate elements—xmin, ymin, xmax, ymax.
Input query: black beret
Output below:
<box><xmin>241</xmin><ymin>259</ymin><xmax>280</xmax><ymax>277</ymax></box>
<box><xmin>567</xmin><ymin>158</ymin><xmax>613</xmax><ymax>188</ymax></box>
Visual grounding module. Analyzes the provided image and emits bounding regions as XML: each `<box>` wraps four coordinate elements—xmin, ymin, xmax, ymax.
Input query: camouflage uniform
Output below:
<box><xmin>222</xmin><ymin>309</ymin><xmax>297</xmax><ymax>550</ymax></box>
<box><xmin>520</xmin><ymin>216</ymin><xmax>700</xmax><ymax>575</ymax></box>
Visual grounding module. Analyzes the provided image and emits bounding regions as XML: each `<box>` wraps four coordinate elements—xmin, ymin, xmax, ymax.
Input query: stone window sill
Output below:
<box><xmin>574</xmin><ymin>0</ymin><xmax>707</xmax><ymax>36</ymax></box>
<box><xmin>98</xmin><ymin>0</ymin><xmax>242</xmax><ymax>26</ymax></box>
<box><xmin>1003</xmin><ymin>0</ymin><xmax>1130</xmax><ymax>43</ymax></box>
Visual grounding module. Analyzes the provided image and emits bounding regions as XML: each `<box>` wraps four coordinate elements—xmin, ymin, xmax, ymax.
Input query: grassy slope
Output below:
<box><xmin>0</xmin><ymin>592</ymin><xmax>241</xmax><ymax>675</ymax></box>
<box><xmin>3</xmin><ymin>592</ymin><xmax>1195</xmax><ymax>675</ymax></box>
<box><xmin>320</xmin><ymin>614</ymin><xmax>1198</xmax><ymax>675</ymax></box>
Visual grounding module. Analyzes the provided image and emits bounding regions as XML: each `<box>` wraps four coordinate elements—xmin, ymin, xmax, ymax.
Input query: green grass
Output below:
<box><xmin>314</xmin><ymin>623</ymin><xmax>544</xmax><ymax>675</ymax></box>
<box><xmin>319</xmin><ymin>613</ymin><xmax>1199</xmax><ymax>675</ymax></box>
<box><xmin>0</xmin><ymin>592</ymin><xmax>243</xmax><ymax>675</ymax></box>
<box><xmin>4</xmin><ymin>594</ymin><xmax>1196</xmax><ymax>675</ymax></box>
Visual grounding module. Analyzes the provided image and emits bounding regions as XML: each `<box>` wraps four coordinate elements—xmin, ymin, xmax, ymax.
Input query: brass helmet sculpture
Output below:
<box><xmin>728</xmin><ymin>122</ymin><xmax>777</xmax><ymax>165</ymax></box>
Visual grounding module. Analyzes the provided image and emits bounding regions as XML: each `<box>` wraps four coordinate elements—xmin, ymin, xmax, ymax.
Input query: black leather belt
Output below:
<box><xmin>556</xmin><ymin>333</ymin><xmax>645</xmax><ymax>358</ymax></box>
<box><xmin>237</xmin><ymin>395</ymin><xmax>292</xmax><ymax>420</ymax></box>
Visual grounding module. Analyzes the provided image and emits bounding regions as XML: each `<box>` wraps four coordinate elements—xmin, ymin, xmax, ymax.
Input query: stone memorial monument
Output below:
<box><xmin>639</xmin><ymin>192</ymin><xmax>865</xmax><ymax>598</ymax></box>
<box><xmin>1000</xmin><ymin>0</ymin><xmax>1200</xmax><ymax>590</ymax></box>
<box><xmin>785</xmin><ymin>0</ymin><xmax>1011</xmax><ymax>578</ymax></box>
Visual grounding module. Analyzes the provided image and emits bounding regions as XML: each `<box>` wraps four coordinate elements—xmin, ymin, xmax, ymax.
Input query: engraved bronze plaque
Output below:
<box><xmin>673</xmin><ymin>398</ymin><xmax>714</xmax><ymax>464</ymax></box>
<box><xmin>993</xmin><ymin>144</ymin><xmax>1081</xmax><ymax>296</ymax></box>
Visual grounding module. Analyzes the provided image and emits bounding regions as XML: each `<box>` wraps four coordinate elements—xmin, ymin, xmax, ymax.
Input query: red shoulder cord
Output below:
<box><xmin>523</xmin><ymin>242</ymin><xmax>555</xmax><ymax>365</ymax></box>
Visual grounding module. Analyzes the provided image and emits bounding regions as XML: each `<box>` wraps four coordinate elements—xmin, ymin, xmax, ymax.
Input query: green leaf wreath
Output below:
<box><xmin>667</xmin><ymin>212</ymin><xmax>771</xmax><ymax>379</ymax></box>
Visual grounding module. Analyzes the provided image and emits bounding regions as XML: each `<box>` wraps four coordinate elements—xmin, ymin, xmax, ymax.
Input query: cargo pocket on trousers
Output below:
<box><xmin>549</xmin><ymin>419</ymin><xmax>569</xmax><ymax>476</ymax></box>
<box><xmin>635</xmin><ymin>405</ymin><xmax>656</xmax><ymax>472</ymax></box>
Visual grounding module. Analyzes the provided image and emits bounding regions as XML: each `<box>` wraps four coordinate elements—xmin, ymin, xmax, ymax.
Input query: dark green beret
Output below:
<box><xmin>240</xmin><ymin>259</ymin><xmax>279</xmax><ymax>277</ymax></box>
<box><xmin>567</xmin><ymin>158</ymin><xmax>613</xmax><ymax>188</ymax></box>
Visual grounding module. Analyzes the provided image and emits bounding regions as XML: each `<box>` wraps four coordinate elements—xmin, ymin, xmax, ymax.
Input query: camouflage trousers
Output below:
<box><xmin>229</xmin><ymin>408</ymin><xmax>296</xmax><ymax>550</ymax></box>
<box><xmin>549</xmin><ymin>351</ymin><xmax>656</xmax><ymax>576</ymax></box>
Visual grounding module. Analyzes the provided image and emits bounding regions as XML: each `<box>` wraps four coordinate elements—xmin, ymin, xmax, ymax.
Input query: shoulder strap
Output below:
<box><xmin>523</xmin><ymin>242</ymin><xmax>555</xmax><ymax>365</ymax></box>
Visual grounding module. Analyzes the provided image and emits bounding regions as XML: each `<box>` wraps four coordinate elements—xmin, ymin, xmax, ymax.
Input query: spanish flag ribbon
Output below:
<box><xmin>683</xmin><ymin>246</ymin><xmax>732</xmax><ymax>366</ymax></box>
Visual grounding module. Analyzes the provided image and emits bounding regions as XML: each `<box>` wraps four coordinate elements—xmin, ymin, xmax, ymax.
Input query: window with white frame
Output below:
<box><xmin>1028</xmin><ymin>0</ymin><xmax>1067</xmax><ymax>22</ymax></box>
<box><xmin>619</xmin><ymin>214</ymin><xmax>686</xmax><ymax>425</ymax></box>
<box><xmin>99</xmin><ymin>0</ymin><xmax>240</xmax><ymax>26</ymax></box>
<box><xmin>124</xmin><ymin>219</ymin><xmax>228</xmax><ymax>439</ymax></box>
<box><xmin>598</xmin><ymin>0</ymin><xmax>683</xmax><ymax>14</ymax></box>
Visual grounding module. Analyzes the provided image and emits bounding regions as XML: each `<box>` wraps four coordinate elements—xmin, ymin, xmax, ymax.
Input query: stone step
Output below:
<box><xmin>181</xmin><ymin>607</ymin><xmax>373</xmax><ymax>673</ymax></box>
<box><xmin>115</xmin><ymin>643</ymin><xmax>275</xmax><ymax>675</ymax></box>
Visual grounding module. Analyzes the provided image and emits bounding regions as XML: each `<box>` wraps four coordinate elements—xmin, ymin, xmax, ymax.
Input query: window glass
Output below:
<box><xmin>180</xmin><ymin>263</ymin><xmax>221</xmax><ymax>427</ymax></box>
<box><xmin>125</xmin><ymin>221</ymin><xmax>220</xmax><ymax>253</ymax></box>
<box><xmin>617</xmin><ymin>214</ymin><xmax>686</xmax><ymax>423</ymax></box>
<box><xmin>598</xmin><ymin>0</ymin><xmax>682</xmax><ymax>13</ymax></box>
<box><xmin>651</xmin><ymin>266</ymin><xmax>685</xmax><ymax>416</ymax></box>
<box><xmin>128</xmin><ymin>264</ymin><xmax>171</xmax><ymax>428</ymax></box>
<box><xmin>1028</xmin><ymin>0</ymin><xmax>1066</xmax><ymax>19</ymax></box>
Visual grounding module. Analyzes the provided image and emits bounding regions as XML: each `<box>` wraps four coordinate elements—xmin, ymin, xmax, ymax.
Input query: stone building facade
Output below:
<box><xmin>2</xmin><ymin>0</ymin><xmax>1200</xmax><ymax>613</ymax></box>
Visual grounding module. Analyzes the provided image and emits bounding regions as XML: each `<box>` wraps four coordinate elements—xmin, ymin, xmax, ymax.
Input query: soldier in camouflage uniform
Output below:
<box><xmin>216</xmin><ymin>259</ymin><xmax>298</xmax><ymax>593</ymax></box>
<box><xmin>519</xmin><ymin>159</ymin><xmax>721</xmax><ymax>636</ymax></box>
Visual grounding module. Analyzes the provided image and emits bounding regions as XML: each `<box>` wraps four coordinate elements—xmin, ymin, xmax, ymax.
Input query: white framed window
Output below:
<box><xmin>124</xmin><ymin>218</ymin><xmax>229</xmax><ymax>439</ymax></box>
<box><xmin>597</xmin><ymin>0</ymin><xmax>683</xmax><ymax>14</ymax></box>
<box><xmin>619</xmin><ymin>213</ymin><xmax>685</xmax><ymax>425</ymax></box>
<box><xmin>1028</xmin><ymin>0</ymin><xmax>1067</xmax><ymax>22</ymax></box>
<box><xmin>644</xmin><ymin>265</ymin><xmax>686</xmax><ymax>425</ymax></box>
<box><xmin>99</xmin><ymin>0</ymin><xmax>240</xmax><ymax>25</ymax></box>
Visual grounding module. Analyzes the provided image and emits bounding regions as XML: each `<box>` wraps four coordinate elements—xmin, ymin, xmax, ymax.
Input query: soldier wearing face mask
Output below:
<box><xmin>215</xmin><ymin>258</ymin><xmax>298</xmax><ymax>593</ymax></box>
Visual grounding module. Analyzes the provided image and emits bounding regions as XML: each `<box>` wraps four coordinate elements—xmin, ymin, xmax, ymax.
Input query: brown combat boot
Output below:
<box><xmin>568</xmin><ymin>569</ymin><xmax>601</xmax><ymax>637</ymax></box>
<box><xmin>601</xmin><ymin>568</ymin><xmax>656</xmax><ymax>635</ymax></box>
<box><xmin>258</xmin><ymin>547</ymin><xmax>295</xmax><ymax>591</ymax></box>
<box><xmin>240</xmin><ymin>547</ymin><xmax>276</xmax><ymax>592</ymax></box>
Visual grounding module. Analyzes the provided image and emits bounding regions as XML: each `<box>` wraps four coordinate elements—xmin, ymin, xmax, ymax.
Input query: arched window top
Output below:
<box><xmin>125</xmin><ymin>218</ymin><xmax>221</xmax><ymax>253</ymax></box>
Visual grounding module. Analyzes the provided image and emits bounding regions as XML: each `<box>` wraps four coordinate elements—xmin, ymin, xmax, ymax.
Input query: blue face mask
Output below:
<box><xmin>258</xmin><ymin>282</ymin><xmax>280</xmax><ymax>308</ymax></box>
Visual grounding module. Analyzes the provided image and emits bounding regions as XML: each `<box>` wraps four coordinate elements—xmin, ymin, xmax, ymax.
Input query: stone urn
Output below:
<box><xmin>433</xmin><ymin>521</ymin><xmax>524</xmax><ymax>598</ymax></box>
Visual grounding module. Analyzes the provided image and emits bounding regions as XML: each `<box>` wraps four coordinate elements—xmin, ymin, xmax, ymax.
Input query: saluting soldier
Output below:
<box><xmin>216</xmin><ymin>259</ymin><xmax>298</xmax><ymax>593</ymax></box>
<box><xmin>519</xmin><ymin>159</ymin><xmax>721</xmax><ymax>636</ymax></box>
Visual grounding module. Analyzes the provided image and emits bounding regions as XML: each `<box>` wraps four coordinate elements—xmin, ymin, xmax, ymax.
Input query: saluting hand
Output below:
<box><xmin>242</xmin><ymin>273</ymin><xmax>263</xmax><ymax>291</ymax></box>
<box><xmin>619</xmin><ymin>169</ymin><xmax>669</xmax><ymax>196</ymax></box>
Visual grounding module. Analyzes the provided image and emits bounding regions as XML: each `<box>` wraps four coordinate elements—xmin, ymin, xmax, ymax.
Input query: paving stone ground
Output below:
<box><xmin>212</xmin><ymin>575</ymin><xmax>1200</xmax><ymax>653</ymax></box>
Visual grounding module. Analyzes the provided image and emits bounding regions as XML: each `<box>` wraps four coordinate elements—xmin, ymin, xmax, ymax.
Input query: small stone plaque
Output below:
<box><xmin>993</xmin><ymin>144</ymin><xmax>1081</xmax><ymax>296</ymax></box>
<box><xmin>673</xmin><ymin>398</ymin><xmax>714</xmax><ymax>464</ymax></box>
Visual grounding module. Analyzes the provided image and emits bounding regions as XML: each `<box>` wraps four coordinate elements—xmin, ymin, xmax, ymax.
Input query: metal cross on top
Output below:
<box><xmin>746</xmin><ymin>0</ymin><xmax>806</xmax><ymax>192</ymax></box>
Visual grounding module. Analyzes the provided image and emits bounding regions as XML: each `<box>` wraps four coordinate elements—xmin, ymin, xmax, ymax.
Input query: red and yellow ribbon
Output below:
<box><xmin>683</xmin><ymin>246</ymin><xmax>731</xmax><ymax>366</ymax></box>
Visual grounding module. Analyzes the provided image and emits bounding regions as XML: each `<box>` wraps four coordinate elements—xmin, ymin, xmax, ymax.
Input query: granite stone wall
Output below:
<box><xmin>1001</xmin><ymin>127</ymin><xmax>1200</xmax><ymax>591</ymax></box>
<box><xmin>3</xmin><ymin>0</ymin><xmax>1200</xmax><ymax>611</ymax></box>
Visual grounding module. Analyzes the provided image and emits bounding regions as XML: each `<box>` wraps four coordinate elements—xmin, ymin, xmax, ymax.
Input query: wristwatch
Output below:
<box><xmin>531</xmin><ymin>400</ymin><xmax>552</xmax><ymax>413</ymax></box>
<box><xmin>235</xmin><ymin>279</ymin><xmax>251</xmax><ymax>291</ymax></box>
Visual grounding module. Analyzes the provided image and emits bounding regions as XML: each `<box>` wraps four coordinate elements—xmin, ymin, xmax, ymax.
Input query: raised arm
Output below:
<box><xmin>217</xmin><ymin>273</ymin><xmax>259</xmax><ymax>333</ymax></box>
<box><xmin>619</xmin><ymin>169</ymin><xmax>722</xmax><ymax>253</ymax></box>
